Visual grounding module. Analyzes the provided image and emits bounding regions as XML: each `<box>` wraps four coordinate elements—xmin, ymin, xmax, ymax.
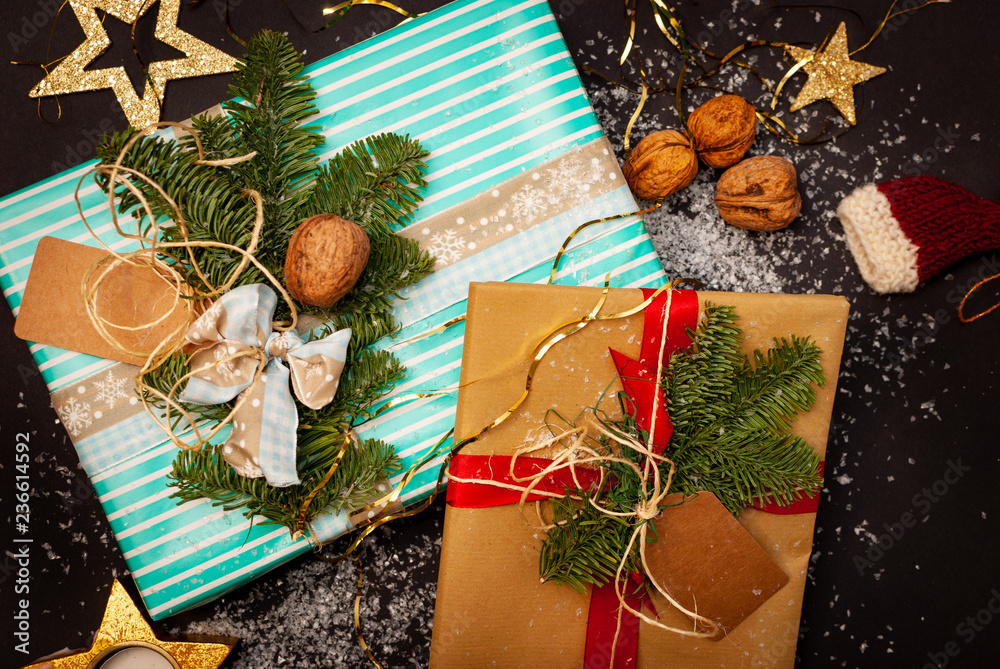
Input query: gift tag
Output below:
<box><xmin>15</xmin><ymin>237</ymin><xmax>190</xmax><ymax>365</ymax></box>
<box><xmin>644</xmin><ymin>491</ymin><xmax>789</xmax><ymax>638</ymax></box>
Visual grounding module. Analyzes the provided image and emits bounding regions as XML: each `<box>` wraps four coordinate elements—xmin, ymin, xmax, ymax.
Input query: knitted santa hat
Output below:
<box><xmin>836</xmin><ymin>175</ymin><xmax>1000</xmax><ymax>293</ymax></box>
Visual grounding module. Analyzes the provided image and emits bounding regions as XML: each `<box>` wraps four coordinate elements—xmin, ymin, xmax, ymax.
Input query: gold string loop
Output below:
<box><xmin>958</xmin><ymin>272</ymin><xmax>1000</xmax><ymax>323</ymax></box>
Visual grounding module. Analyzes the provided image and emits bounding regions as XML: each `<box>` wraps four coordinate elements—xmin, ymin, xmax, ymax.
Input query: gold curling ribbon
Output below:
<box><xmin>623</xmin><ymin>68</ymin><xmax>650</xmax><ymax>159</ymax></box>
<box><xmin>320</xmin><ymin>0</ymin><xmax>421</xmax><ymax>32</ymax></box>
<box><xmin>850</xmin><ymin>0</ymin><xmax>952</xmax><ymax>56</ymax></box>
<box><xmin>11</xmin><ymin>0</ymin><xmax>75</xmax><ymax>122</ymax></box>
<box><xmin>958</xmin><ymin>273</ymin><xmax>1000</xmax><ymax>323</ymax></box>
<box><xmin>547</xmin><ymin>202</ymin><xmax>663</xmax><ymax>284</ymax></box>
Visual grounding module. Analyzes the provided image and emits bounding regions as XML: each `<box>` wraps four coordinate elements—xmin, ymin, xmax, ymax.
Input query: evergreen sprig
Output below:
<box><xmin>664</xmin><ymin>304</ymin><xmax>825</xmax><ymax>513</ymax></box>
<box><xmin>168</xmin><ymin>437</ymin><xmax>401</xmax><ymax>528</ymax></box>
<box><xmin>539</xmin><ymin>495</ymin><xmax>635</xmax><ymax>594</ymax></box>
<box><xmin>93</xmin><ymin>30</ymin><xmax>434</xmax><ymax>533</ymax></box>
<box><xmin>538</xmin><ymin>304</ymin><xmax>825</xmax><ymax>591</ymax></box>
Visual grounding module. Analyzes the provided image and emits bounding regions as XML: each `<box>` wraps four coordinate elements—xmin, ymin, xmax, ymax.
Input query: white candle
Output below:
<box><xmin>98</xmin><ymin>646</ymin><xmax>175</xmax><ymax>669</ymax></box>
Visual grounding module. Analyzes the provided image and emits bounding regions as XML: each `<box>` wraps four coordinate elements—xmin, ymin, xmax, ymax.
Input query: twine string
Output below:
<box><xmin>75</xmin><ymin>121</ymin><xmax>301</xmax><ymax>454</ymax></box>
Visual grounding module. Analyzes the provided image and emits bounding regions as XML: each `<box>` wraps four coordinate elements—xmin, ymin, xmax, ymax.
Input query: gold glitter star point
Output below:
<box><xmin>29</xmin><ymin>0</ymin><xmax>237</xmax><ymax>129</ymax></box>
<box><xmin>20</xmin><ymin>580</ymin><xmax>235</xmax><ymax>669</ymax></box>
<box><xmin>785</xmin><ymin>22</ymin><xmax>886</xmax><ymax>126</ymax></box>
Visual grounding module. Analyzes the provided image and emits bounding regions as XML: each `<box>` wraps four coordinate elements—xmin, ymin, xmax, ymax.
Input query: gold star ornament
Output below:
<box><xmin>29</xmin><ymin>0</ymin><xmax>237</xmax><ymax>129</ymax></box>
<box><xmin>20</xmin><ymin>580</ymin><xmax>236</xmax><ymax>669</ymax></box>
<box><xmin>785</xmin><ymin>22</ymin><xmax>886</xmax><ymax>125</ymax></box>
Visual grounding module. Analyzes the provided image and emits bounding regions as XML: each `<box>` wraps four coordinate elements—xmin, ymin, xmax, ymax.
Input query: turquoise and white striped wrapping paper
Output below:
<box><xmin>0</xmin><ymin>0</ymin><xmax>667</xmax><ymax>619</ymax></box>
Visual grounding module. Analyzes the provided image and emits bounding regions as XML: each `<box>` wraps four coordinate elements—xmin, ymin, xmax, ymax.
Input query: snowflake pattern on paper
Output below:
<box><xmin>428</xmin><ymin>229</ymin><xmax>466</xmax><ymax>265</ymax></box>
<box><xmin>510</xmin><ymin>185</ymin><xmax>548</xmax><ymax>223</ymax></box>
<box><xmin>92</xmin><ymin>369</ymin><xmax>129</xmax><ymax>409</ymax></box>
<box><xmin>544</xmin><ymin>153</ymin><xmax>605</xmax><ymax>207</ymax></box>
<box><xmin>57</xmin><ymin>396</ymin><xmax>93</xmax><ymax>437</ymax></box>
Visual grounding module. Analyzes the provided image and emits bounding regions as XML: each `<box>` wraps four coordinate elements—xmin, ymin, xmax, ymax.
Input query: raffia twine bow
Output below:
<box><xmin>179</xmin><ymin>284</ymin><xmax>351</xmax><ymax>487</ymax></box>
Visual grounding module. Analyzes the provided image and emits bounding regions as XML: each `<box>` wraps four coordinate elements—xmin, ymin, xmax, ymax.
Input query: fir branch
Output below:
<box><xmin>334</xmin><ymin>233</ymin><xmax>436</xmax><ymax>316</ymax></box>
<box><xmin>169</xmin><ymin>436</ymin><xmax>400</xmax><ymax>527</ymax></box>
<box><xmin>94</xmin><ymin>30</ymin><xmax>433</xmax><ymax>535</ymax></box>
<box><xmin>540</xmin><ymin>496</ymin><xmax>637</xmax><ymax>594</ymax></box>
<box><xmin>664</xmin><ymin>304</ymin><xmax>824</xmax><ymax>514</ymax></box>
<box><xmin>327</xmin><ymin>309</ymin><xmax>399</xmax><ymax>352</ymax></box>
<box><xmin>323</xmin><ymin>348</ymin><xmax>407</xmax><ymax>421</ymax></box>
<box><xmin>303</xmin><ymin>133</ymin><xmax>430</xmax><ymax>237</ymax></box>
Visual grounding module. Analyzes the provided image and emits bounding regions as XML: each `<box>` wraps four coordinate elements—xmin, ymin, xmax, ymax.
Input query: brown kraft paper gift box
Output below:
<box><xmin>429</xmin><ymin>282</ymin><xmax>850</xmax><ymax>668</ymax></box>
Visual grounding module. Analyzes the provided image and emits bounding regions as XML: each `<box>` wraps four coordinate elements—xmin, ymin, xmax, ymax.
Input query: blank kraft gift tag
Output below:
<box><xmin>644</xmin><ymin>491</ymin><xmax>789</xmax><ymax>638</ymax></box>
<box><xmin>15</xmin><ymin>237</ymin><xmax>190</xmax><ymax>365</ymax></box>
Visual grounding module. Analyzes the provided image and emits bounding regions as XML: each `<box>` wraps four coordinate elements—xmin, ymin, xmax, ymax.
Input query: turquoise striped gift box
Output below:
<box><xmin>0</xmin><ymin>0</ymin><xmax>666</xmax><ymax>619</ymax></box>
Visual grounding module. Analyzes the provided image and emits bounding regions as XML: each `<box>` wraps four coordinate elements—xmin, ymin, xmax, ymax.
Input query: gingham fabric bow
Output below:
<box><xmin>179</xmin><ymin>284</ymin><xmax>351</xmax><ymax>487</ymax></box>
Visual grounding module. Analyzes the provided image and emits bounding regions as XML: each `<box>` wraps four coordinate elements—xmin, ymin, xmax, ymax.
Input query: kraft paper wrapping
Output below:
<box><xmin>430</xmin><ymin>282</ymin><xmax>850</xmax><ymax>668</ymax></box>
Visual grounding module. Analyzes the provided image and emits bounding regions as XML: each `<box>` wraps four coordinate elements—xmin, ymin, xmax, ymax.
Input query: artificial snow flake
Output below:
<box><xmin>92</xmin><ymin>369</ymin><xmax>129</xmax><ymax>409</ymax></box>
<box><xmin>57</xmin><ymin>396</ymin><xmax>93</xmax><ymax>437</ymax></box>
<box><xmin>428</xmin><ymin>229</ymin><xmax>466</xmax><ymax>265</ymax></box>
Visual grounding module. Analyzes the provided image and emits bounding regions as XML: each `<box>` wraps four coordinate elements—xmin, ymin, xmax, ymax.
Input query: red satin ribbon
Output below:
<box><xmin>751</xmin><ymin>461</ymin><xmax>825</xmax><ymax>515</ymax></box>
<box><xmin>609</xmin><ymin>288</ymin><xmax>698</xmax><ymax>454</ymax></box>
<box><xmin>446</xmin><ymin>454</ymin><xmax>602</xmax><ymax>508</ymax></box>
<box><xmin>584</xmin><ymin>578</ymin><xmax>642</xmax><ymax>669</ymax></box>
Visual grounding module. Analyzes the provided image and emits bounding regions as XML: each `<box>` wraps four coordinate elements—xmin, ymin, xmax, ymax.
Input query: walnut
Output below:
<box><xmin>622</xmin><ymin>129</ymin><xmax>698</xmax><ymax>201</ymax></box>
<box><xmin>688</xmin><ymin>95</ymin><xmax>757</xmax><ymax>169</ymax></box>
<box><xmin>284</xmin><ymin>214</ymin><xmax>370</xmax><ymax>307</ymax></box>
<box><xmin>714</xmin><ymin>155</ymin><xmax>801</xmax><ymax>231</ymax></box>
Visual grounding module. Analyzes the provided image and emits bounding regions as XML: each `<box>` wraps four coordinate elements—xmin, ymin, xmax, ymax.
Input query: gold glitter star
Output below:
<box><xmin>20</xmin><ymin>580</ymin><xmax>235</xmax><ymax>669</ymax></box>
<box><xmin>785</xmin><ymin>22</ymin><xmax>886</xmax><ymax>125</ymax></box>
<box><xmin>29</xmin><ymin>0</ymin><xmax>237</xmax><ymax>129</ymax></box>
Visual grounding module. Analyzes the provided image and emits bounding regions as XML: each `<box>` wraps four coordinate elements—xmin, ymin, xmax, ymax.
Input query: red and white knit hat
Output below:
<box><xmin>837</xmin><ymin>176</ymin><xmax>1000</xmax><ymax>293</ymax></box>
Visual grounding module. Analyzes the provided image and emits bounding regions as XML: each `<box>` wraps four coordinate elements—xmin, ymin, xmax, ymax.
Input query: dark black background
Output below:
<box><xmin>2</xmin><ymin>1</ymin><xmax>999</xmax><ymax>668</ymax></box>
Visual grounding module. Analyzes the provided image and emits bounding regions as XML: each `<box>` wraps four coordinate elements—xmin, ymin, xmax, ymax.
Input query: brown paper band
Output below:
<box><xmin>51</xmin><ymin>363</ymin><xmax>143</xmax><ymax>441</ymax></box>
<box><xmin>400</xmin><ymin>137</ymin><xmax>623</xmax><ymax>268</ymax></box>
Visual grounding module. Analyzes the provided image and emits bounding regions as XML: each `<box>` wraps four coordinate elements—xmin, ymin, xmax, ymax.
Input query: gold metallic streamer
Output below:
<box><xmin>620</xmin><ymin>0</ymin><xmax>638</xmax><ymax>65</ymax></box>
<box><xmin>958</xmin><ymin>273</ymin><xmax>1000</xmax><ymax>323</ymax></box>
<box><xmin>850</xmin><ymin>0</ymin><xmax>951</xmax><ymax>55</ymax></box>
<box><xmin>623</xmin><ymin>68</ymin><xmax>650</xmax><ymax>158</ymax></box>
<box><xmin>649</xmin><ymin>0</ymin><xmax>697</xmax><ymax>65</ymax></box>
<box><xmin>396</xmin><ymin>313</ymin><xmax>467</xmax><ymax>344</ymax></box>
<box><xmin>320</xmin><ymin>0</ymin><xmax>420</xmax><ymax>32</ymax></box>
<box><xmin>547</xmin><ymin>203</ymin><xmax>662</xmax><ymax>285</ymax></box>
<box><xmin>189</xmin><ymin>0</ymin><xmax>248</xmax><ymax>47</ymax></box>
<box><xmin>755</xmin><ymin>109</ymin><xmax>841</xmax><ymax>145</ymax></box>
<box><xmin>11</xmin><ymin>0</ymin><xmax>75</xmax><ymax>122</ymax></box>
<box><xmin>771</xmin><ymin>52</ymin><xmax>814</xmax><ymax>110</ymax></box>
<box><xmin>354</xmin><ymin>553</ymin><xmax>385</xmax><ymax>669</ymax></box>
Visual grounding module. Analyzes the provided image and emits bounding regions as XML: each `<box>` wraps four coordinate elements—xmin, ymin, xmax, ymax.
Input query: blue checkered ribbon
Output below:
<box><xmin>179</xmin><ymin>284</ymin><xmax>351</xmax><ymax>487</ymax></box>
